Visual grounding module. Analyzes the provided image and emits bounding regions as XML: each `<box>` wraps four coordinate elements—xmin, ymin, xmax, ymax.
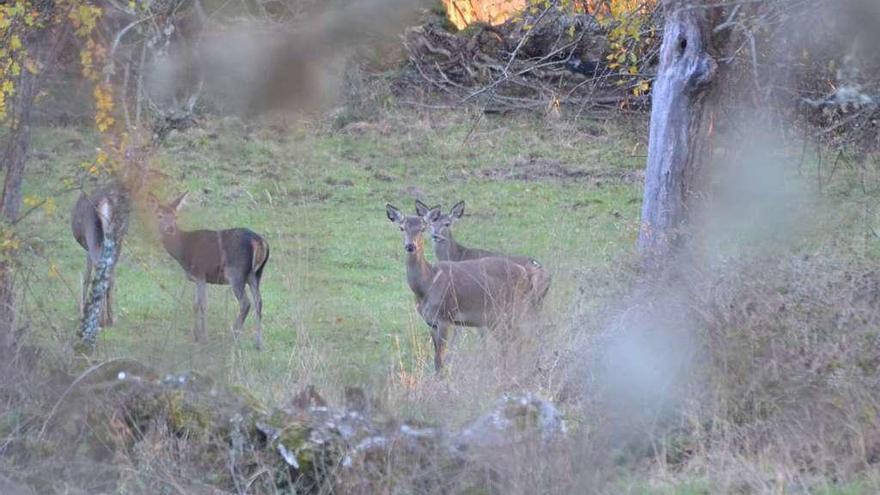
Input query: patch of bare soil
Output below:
<box><xmin>452</xmin><ymin>157</ymin><xmax>643</xmax><ymax>185</ymax></box>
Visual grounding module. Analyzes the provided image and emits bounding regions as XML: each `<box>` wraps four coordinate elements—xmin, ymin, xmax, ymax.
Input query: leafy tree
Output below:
<box><xmin>0</xmin><ymin>0</ymin><xmax>104</xmax><ymax>351</ymax></box>
<box><xmin>0</xmin><ymin>0</ymin><xmax>134</xmax><ymax>353</ymax></box>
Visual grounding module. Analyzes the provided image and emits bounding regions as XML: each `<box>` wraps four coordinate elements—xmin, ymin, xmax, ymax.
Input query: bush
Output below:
<box><xmin>570</xmin><ymin>252</ymin><xmax>880</xmax><ymax>491</ymax></box>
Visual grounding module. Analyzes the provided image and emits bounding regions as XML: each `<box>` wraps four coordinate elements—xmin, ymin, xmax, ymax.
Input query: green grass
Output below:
<box><xmin>19</xmin><ymin>110</ymin><xmax>644</xmax><ymax>399</ymax></box>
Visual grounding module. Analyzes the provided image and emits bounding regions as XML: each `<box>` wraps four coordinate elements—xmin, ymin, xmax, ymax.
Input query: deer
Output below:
<box><xmin>71</xmin><ymin>187</ymin><xmax>118</xmax><ymax>327</ymax></box>
<box><xmin>386</xmin><ymin>203</ymin><xmax>534</xmax><ymax>371</ymax></box>
<box><xmin>415</xmin><ymin>199</ymin><xmax>551</xmax><ymax>310</ymax></box>
<box><xmin>147</xmin><ymin>192</ymin><xmax>270</xmax><ymax>349</ymax></box>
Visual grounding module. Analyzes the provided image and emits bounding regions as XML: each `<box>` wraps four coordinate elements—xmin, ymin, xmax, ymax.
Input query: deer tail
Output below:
<box><xmin>252</xmin><ymin>238</ymin><xmax>270</xmax><ymax>279</ymax></box>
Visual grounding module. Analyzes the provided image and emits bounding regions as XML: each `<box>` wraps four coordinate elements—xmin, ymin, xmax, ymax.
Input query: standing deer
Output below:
<box><xmin>148</xmin><ymin>192</ymin><xmax>270</xmax><ymax>349</ymax></box>
<box><xmin>386</xmin><ymin>203</ymin><xmax>534</xmax><ymax>371</ymax></box>
<box><xmin>71</xmin><ymin>187</ymin><xmax>118</xmax><ymax>327</ymax></box>
<box><xmin>415</xmin><ymin>199</ymin><xmax>551</xmax><ymax>310</ymax></box>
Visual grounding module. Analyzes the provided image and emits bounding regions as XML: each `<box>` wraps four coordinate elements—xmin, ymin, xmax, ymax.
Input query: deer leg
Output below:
<box><xmin>81</xmin><ymin>255</ymin><xmax>92</xmax><ymax>318</ymax></box>
<box><xmin>102</xmin><ymin>268</ymin><xmax>114</xmax><ymax>327</ymax></box>
<box><xmin>247</xmin><ymin>274</ymin><xmax>263</xmax><ymax>351</ymax></box>
<box><xmin>194</xmin><ymin>280</ymin><xmax>208</xmax><ymax>343</ymax></box>
<box><xmin>192</xmin><ymin>282</ymin><xmax>199</xmax><ymax>339</ymax></box>
<box><xmin>444</xmin><ymin>326</ymin><xmax>462</xmax><ymax>366</ymax></box>
<box><xmin>231</xmin><ymin>278</ymin><xmax>251</xmax><ymax>339</ymax></box>
<box><xmin>430</xmin><ymin>322</ymin><xmax>450</xmax><ymax>372</ymax></box>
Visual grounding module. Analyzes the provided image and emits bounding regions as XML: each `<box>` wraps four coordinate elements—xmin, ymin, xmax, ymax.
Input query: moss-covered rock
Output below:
<box><xmin>3</xmin><ymin>358</ymin><xmax>565</xmax><ymax>494</ymax></box>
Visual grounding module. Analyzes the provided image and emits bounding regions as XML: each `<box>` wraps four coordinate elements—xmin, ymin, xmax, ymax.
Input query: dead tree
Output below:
<box><xmin>637</xmin><ymin>0</ymin><xmax>720</xmax><ymax>263</ymax></box>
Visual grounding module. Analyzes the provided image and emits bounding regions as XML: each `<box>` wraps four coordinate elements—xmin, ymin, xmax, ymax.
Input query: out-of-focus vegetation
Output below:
<box><xmin>1</xmin><ymin>0</ymin><xmax>880</xmax><ymax>493</ymax></box>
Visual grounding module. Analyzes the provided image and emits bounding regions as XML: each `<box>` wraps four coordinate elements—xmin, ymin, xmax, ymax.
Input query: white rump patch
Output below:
<box><xmin>98</xmin><ymin>199</ymin><xmax>112</xmax><ymax>231</ymax></box>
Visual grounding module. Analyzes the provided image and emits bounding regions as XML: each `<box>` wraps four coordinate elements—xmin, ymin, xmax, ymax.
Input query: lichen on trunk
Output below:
<box><xmin>77</xmin><ymin>186</ymin><xmax>129</xmax><ymax>352</ymax></box>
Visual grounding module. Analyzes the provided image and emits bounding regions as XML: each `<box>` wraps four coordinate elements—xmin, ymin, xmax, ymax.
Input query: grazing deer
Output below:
<box><xmin>148</xmin><ymin>192</ymin><xmax>270</xmax><ymax>349</ymax></box>
<box><xmin>71</xmin><ymin>187</ymin><xmax>117</xmax><ymax>326</ymax></box>
<box><xmin>386</xmin><ymin>204</ymin><xmax>534</xmax><ymax>371</ymax></box>
<box><xmin>415</xmin><ymin>199</ymin><xmax>551</xmax><ymax>310</ymax></box>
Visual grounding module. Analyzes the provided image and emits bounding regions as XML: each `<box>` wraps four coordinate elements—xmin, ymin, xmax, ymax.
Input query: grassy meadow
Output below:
<box><xmin>16</xmin><ymin>104</ymin><xmax>880</xmax><ymax>494</ymax></box>
<box><xmin>20</xmin><ymin>109</ymin><xmax>645</xmax><ymax>401</ymax></box>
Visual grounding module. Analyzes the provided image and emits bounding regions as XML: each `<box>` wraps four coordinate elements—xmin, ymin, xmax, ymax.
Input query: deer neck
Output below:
<box><xmin>440</xmin><ymin>230</ymin><xmax>466</xmax><ymax>261</ymax></box>
<box><xmin>160</xmin><ymin>229</ymin><xmax>187</xmax><ymax>265</ymax></box>
<box><xmin>405</xmin><ymin>238</ymin><xmax>435</xmax><ymax>301</ymax></box>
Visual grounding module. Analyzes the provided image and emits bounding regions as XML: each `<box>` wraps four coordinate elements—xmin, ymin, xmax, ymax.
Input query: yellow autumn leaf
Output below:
<box><xmin>43</xmin><ymin>197</ymin><xmax>56</xmax><ymax>216</ymax></box>
<box><xmin>23</xmin><ymin>195</ymin><xmax>40</xmax><ymax>208</ymax></box>
<box><xmin>2</xmin><ymin>238</ymin><xmax>20</xmax><ymax>252</ymax></box>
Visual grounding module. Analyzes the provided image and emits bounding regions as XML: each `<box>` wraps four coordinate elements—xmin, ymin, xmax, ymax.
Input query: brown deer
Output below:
<box><xmin>386</xmin><ymin>203</ymin><xmax>534</xmax><ymax>371</ymax></box>
<box><xmin>415</xmin><ymin>199</ymin><xmax>551</xmax><ymax>310</ymax></box>
<box><xmin>148</xmin><ymin>192</ymin><xmax>270</xmax><ymax>349</ymax></box>
<box><xmin>71</xmin><ymin>187</ymin><xmax>117</xmax><ymax>326</ymax></box>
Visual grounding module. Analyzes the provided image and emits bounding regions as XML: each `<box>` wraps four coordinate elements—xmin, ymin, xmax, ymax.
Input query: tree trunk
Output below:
<box><xmin>78</xmin><ymin>186</ymin><xmax>130</xmax><ymax>352</ymax></box>
<box><xmin>0</xmin><ymin>55</ymin><xmax>41</xmax><ymax>351</ymax></box>
<box><xmin>638</xmin><ymin>1</ymin><xmax>720</xmax><ymax>264</ymax></box>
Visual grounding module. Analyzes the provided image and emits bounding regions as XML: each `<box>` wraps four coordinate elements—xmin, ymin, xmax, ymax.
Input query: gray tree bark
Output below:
<box><xmin>78</xmin><ymin>186</ymin><xmax>130</xmax><ymax>352</ymax></box>
<box><xmin>638</xmin><ymin>1</ymin><xmax>719</xmax><ymax>263</ymax></box>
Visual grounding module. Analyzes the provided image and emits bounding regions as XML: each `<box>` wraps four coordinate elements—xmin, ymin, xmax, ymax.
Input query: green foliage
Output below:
<box><xmin>0</xmin><ymin>1</ymin><xmax>39</xmax><ymax>121</ymax></box>
<box><xmin>599</xmin><ymin>1</ymin><xmax>655</xmax><ymax>96</ymax></box>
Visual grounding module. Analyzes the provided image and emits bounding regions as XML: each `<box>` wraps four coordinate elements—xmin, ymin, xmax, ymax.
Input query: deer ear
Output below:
<box><xmin>450</xmin><ymin>201</ymin><xmax>465</xmax><ymax>219</ymax></box>
<box><xmin>169</xmin><ymin>191</ymin><xmax>189</xmax><ymax>211</ymax></box>
<box><xmin>414</xmin><ymin>199</ymin><xmax>430</xmax><ymax>217</ymax></box>
<box><xmin>386</xmin><ymin>204</ymin><xmax>403</xmax><ymax>223</ymax></box>
<box><xmin>426</xmin><ymin>205</ymin><xmax>442</xmax><ymax>222</ymax></box>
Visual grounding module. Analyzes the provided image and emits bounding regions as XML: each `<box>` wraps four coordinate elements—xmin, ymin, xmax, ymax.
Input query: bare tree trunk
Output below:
<box><xmin>0</xmin><ymin>57</ymin><xmax>40</xmax><ymax>351</ymax></box>
<box><xmin>638</xmin><ymin>1</ymin><xmax>720</xmax><ymax>264</ymax></box>
<box><xmin>78</xmin><ymin>186</ymin><xmax>130</xmax><ymax>352</ymax></box>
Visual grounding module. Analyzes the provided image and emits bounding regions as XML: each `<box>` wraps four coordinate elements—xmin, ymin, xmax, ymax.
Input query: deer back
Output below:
<box><xmin>163</xmin><ymin>228</ymin><xmax>267</xmax><ymax>285</ymax></box>
<box><xmin>421</xmin><ymin>256</ymin><xmax>532</xmax><ymax>328</ymax></box>
<box><xmin>442</xmin><ymin>243</ymin><xmax>550</xmax><ymax>309</ymax></box>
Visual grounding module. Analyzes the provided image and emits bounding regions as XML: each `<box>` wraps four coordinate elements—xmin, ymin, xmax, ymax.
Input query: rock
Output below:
<box><xmin>455</xmin><ymin>393</ymin><xmax>566</xmax><ymax>450</ymax></box>
<box><xmin>11</xmin><ymin>354</ymin><xmax>567</xmax><ymax>494</ymax></box>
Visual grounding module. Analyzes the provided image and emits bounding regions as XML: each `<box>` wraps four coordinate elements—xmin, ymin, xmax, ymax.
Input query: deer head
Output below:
<box><xmin>386</xmin><ymin>203</ymin><xmax>427</xmax><ymax>253</ymax></box>
<box><xmin>419</xmin><ymin>200</ymin><xmax>464</xmax><ymax>243</ymax></box>
<box><xmin>148</xmin><ymin>191</ymin><xmax>189</xmax><ymax>236</ymax></box>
